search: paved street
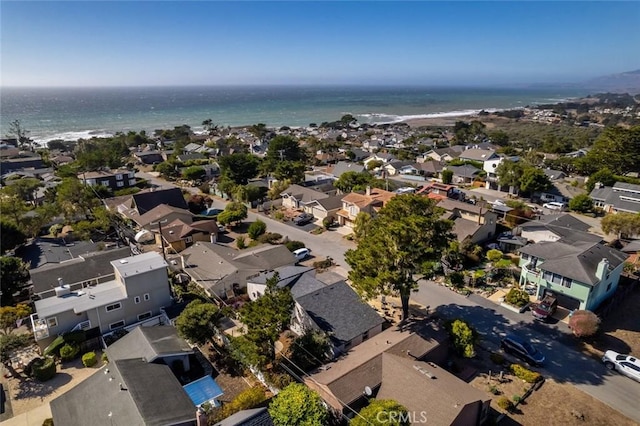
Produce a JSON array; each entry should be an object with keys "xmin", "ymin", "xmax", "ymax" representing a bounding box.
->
[{"xmin": 135, "ymin": 171, "xmax": 640, "ymax": 422}]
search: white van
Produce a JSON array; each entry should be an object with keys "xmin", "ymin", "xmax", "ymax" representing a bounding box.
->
[
  {"xmin": 543, "ymin": 202, "xmax": 566, "ymax": 211},
  {"xmin": 293, "ymin": 248, "xmax": 311, "ymax": 262}
]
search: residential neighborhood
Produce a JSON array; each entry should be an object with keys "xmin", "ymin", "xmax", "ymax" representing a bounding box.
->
[{"xmin": 1, "ymin": 101, "xmax": 640, "ymax": 426}]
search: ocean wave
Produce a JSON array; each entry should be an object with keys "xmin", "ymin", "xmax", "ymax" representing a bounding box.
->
[
  {"xmin": 32, "ymin": 129, "xmax": 115, "ymax": 145},
  {"xmin": 357, "ymin": 109, "xmax": 497, "ymax": 124}
]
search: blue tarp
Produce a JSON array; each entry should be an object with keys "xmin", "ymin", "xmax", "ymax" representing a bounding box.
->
[{"xmin": 183, "ymin": 376, "xmax": 223, "ymax": 407}]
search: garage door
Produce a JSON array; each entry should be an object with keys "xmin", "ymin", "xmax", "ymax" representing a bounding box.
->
[{"xmin": 543, "ymin": 289, "xmax": 580, "ymax": 310}]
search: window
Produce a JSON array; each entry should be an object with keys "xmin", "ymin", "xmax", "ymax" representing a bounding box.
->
[
  {"xmin": 521, "ymin": 253, "xmax": 529, "ymax": 261},
  {"xmin": 100, "ymin": 181, "xmax": 109, "ymax": 186},
  {"xmin": 143, "ymin": 293, "xmax": 150, "ymax": 301},
  {"xmin": 109, "ymin": 320, "xmax": 125, "ymax": 330},
  {"xmin": 185, "ymin": 236, "xmax": 193, "ymax": 243},
  {"xmin": 134, "ymin": 296, "xmax": 141, "ymax": 304},
  {"xmin": 137, "ymin": 312, "xmax": 152, "ymax": 321},
  {"xmin": 116, "ymin": 174, "xmax": 123, "ymax": 180},
  {"xmin": 105, "ymin": 302, "xmax": 122, "ymax": 312},
  {"xmin": 552, "ymin": 273, "xmax": 562, "ymax": 285},
  {"xmin": 543, "ymin": 271, "xmax": 553, "ymax": 282},
  {"xmin": 78, "ymin": 320, "xmax": 91, "ymax": 330},
  {"xmin": 561, "ymin": 277, "xmax": 572, "ymax": 288},
  {"xmin": 47, "ymin": 317, "xmax": 58, "ymax": 328},
  {"xmin": 128, "ymin": 179, "xmax": 136, "ymax": 186},
  {"xmin": 116, "ymin": 181, "xmax": 124, "ymax": 187}
]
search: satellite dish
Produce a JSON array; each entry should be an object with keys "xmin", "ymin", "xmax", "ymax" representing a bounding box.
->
[
  {"xmin": 364, "ymin": 386, "xmax": 372, "ymax": 396},
  {"xmin": 134, "ymin": 230, "xmax": 154, "ymax": 243}
]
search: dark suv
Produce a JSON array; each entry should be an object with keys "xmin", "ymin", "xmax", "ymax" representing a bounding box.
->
[
  {"xmin": 293, "ymin": 212, "xmax": 314, "ymax": 226},
  {"xmin": 532, "ymin": 294, "xmax": 558, "ymax": 321},
  {"xmin": 501, "ymin": 334, "xmax": 545, "ymax": 366}
]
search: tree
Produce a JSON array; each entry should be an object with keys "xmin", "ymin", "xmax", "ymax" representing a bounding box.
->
[
  {"xmin": 218, "ymin": 153, "xmax": 260, "ymax": 185},
  {"xmin": 0, "ymin": 193, "xmax": 28, "ymax": 226},
  {"xmin": 366, "ymin": 159, "xmax": 384, "ymax": 171},
  {"xmin": 352, "ymin": 212, "xmax": 372, "ymax": 242},
  {"xmin": 154, "ymin": 161, "xmax": 179, "ymax": 178},
  {"xmin": 249, "ymin": 123, "xmax": 269, "ymax": 142},
  {"xmin": 568, "ymin": 194, "xmax": 594, "ymax": 213},
  {"xmin": 3, "ymin": 178, "xmax": 43, "ymax": 205},
  {"xmin": 248, "ymin": 219, "xmax": 267, "ymax": 240},
  {"xmin": 268, "ymin": 383, "xmax": 328, "ymax": 426},
  {"xmin": 486, "ymin": 249, "xmax": 504, "ymax": 263},
  {"xmin": 586, "ymin": 126, "xmax": 640, "ymax": 175},
  {"xmin": 496, "ymin": 160, "xmax": 524, "ymax": 192},
  {"xmin": 519, "ymin": 167, "xmax": 552, "ymax": 194},
  {"xmin": 345, "ymin": 195, "xmax": 454, "ymax": 320},
  {"xmin": 288, "ymin": 330, "xmax": 330, "ymax": 372},
  {"xmin": 187, "ymin": 194, "xmax": 211, "ymax": 214},
  {"xmin": 0, "ymin": 221, "xmax": 27, "ymax": 254},
  {"xmin": 268, "ymin": 179, "xmax": 291, "ymax": 200},
  {"xmin": 351, "ymin": 400, "xmax": 410, "ymax": 426},
  {"xmin": 273, "ymin": 161, "xmax": 306, "ymax": 183},
  {"xmin": 569, "ymin": 310, "xmax": 600, "ymax": 338},
  {"xmin": 217, "ymin": 202, "xmax": 248, "ymax": 226},
  {"xmin": 55, "ymin": 177, "xmax": 99, "ymax": 220},
  {"xmin": 446, "ymin": 319, "xmax": 479, "ymax": 358},
  {"xmin": 601, "ymin": 212, "xmax": 640, "ymax": 238},
  {"xmin": 181, "ymin": 165, "xmax": 206, "ymax": 181},
  {"xmin": 335, "ymin": 171, "xmax": 374, "ymax": 193},
  {"xmin": 441, "ymin": 169, "xmax": 453, "ymax": 184},
  {"xmin": 175, "ymin": 300, "xmax": 221, "ymax": 345},
  {"xmin": 6, "ymin": 119, "xmax": 32, "ymax": 150},
  {"xmin": 586, "ymin": 168, "xmax": 616, "ymax": 192},
  {"xmin": 0, "ymin": 257, "xmax": 30, "ymax": 306},
  {"xmin": 0, "ymin": 304, "xmax": 32, "ymax": 335},
  {"xmin": 202, "ymin": 118, "xmax": 219, "ymax": 135}
]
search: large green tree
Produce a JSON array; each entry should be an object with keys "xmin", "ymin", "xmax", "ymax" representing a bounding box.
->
[
  {"xmin": 268, "ymin": 383, "xmax": 328, "ymax": 426},
  {"xmin": 55, "ymin": 177, "xmax": 100, "ymax": 220},
  {"xmin": 351, "ymin": 400, "xmax": 410, "ymax": 426},
  {"xmin": 335, "ymin": 171, "xmax": 374, "ymax": 193},
  {"xmin": 218, "ymin": 153, "xmax": 260, "ymax": 185},
  {"xmin": 586, "ymin": 126, "xmax": 640, "ymax": 175},
  {"xmin": 519, "ymin": 167, "xmax": 552, "ymax": 194},
  {"xmin": 601, "ymin": 213, "xmax": 640, "ymax": 238},
  {"xmin": 0, "ymin": 221, "xmax": 27, "ymax": 254},
  {"xmin": 217, "ymin": 201, "xmax": 248, "ymax": 226},
  {"xmin": 495, "ymin": 160, "xmax": 525, "ymax": 192},
  {"xmin": 0, "ymin": 257, "xmax": 30, "ymax": 306},
  {"xmin": 273, "ymin": 161, "xmax": 306, "ymax": 183},
  {"xmin": 345, "ymin": 194, "xmax": 454, "ymax": 319},
  {"xmin": 568, "ymin": 194, "xmax": 594, "ymax": 213},
  {"xmin": 2, "ymin": 178, "xmax": 43, "ymax": 205},
  {"xmin": 175, "ymin": 300, "xmax": 221, "ymax": 345}
]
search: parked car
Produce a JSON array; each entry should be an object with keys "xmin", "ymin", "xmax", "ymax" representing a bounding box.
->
[
  {"xmin": 293, "ymin": 212, "xmax": 314, "ymax": 226},
  {"xmin": 543, "ymin": 202, "xmax": 566, "ymax": 211},
  {"xmin": 532, "ymin": 294, "xmax": 558, "ymax": 321},
  {"xmin": 293, "ymin": 247, "xmax": 311, "ymax": 262},
  {"xmin": 501, "ymin": 334, "xmax": 545, "ymax": 366},
  {"xmin": 602, "ymin": 351, "xmax": 640, "ymax": 382}
]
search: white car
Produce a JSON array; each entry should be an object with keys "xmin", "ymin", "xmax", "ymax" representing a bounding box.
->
[
  {"xmin": 543, "ymin": 201, "xmax": 566, "ymax": 211},
  {"xmin": 602, "ymin": 350, "xmax": 640, "ymax": 382},
  {"xmin": 293, "ymin": 248, "xmax": 311, "ymax": 262}
]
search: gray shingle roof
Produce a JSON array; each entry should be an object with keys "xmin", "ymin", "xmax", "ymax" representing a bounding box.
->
[
  {"xmin": 331, "ymin": 161, "xmax": 365, "ymax": 178},
  {"xmin": 106, "ymin": 326, "xmax": 193, "ymax": 363},
  {"xmin": 215, "ymin": 408, "xmax": 274, "ymax": 426},
  {"xmin": 295, "ymin": 282, "xmax": 384, "ymax": 346},
  {"xmin": 458, "ymin": 148, "xmax": 497, "ymax": 162},
  {"xmin": 132, "ymin": 187, "xmax": 188, "ymax": 215},
  {"xmin": 447, "ymin": 164, "xmax": 480, "ymax": 178}
]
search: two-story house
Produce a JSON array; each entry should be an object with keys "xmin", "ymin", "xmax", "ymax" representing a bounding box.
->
[
  {"xmin": 31, "ymin": 252, "xmax": 172, "ymax": 351},
  {"xmin": 437, "ymin": 199, "xmax": 498, "ymax": 244},
  {"xmin": 78, "ymin": 169, "xmax": 137, "ymax": 191},
  {"xmin": 518, "ymin": 239, "xmax": 628, "ymax": 311},
  {"xmin": 589, "ymin": 182, "xmax": 640, "ymax": 214},
  {"xmin": 336, "ymin": 186, "xmax": 395, "ymax": 227}
]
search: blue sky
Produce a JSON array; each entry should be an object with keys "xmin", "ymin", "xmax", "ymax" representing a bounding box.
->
[{"xmin": 1, "ymin": 1, "xmax": 639, "ymax": 87}]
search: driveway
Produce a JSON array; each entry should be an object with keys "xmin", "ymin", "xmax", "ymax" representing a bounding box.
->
[{"xmin": 412, "ymin": 280, "xmax": 640, "ymax": 423}]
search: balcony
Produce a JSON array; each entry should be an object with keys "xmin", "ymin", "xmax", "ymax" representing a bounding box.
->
[{"xmin": 521, "ymin": 262, "xmax": 540, "ymax": 277}]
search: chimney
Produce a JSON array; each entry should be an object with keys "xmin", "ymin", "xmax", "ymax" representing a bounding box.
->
[
  {"xmin": 196, "ymin": 407, "xmax": 208, "ymax": 426},
  {"xmin": 181, "ymin": 254, "xmax": 191, "ymax": 270},
  {"xmin": 596, "ymin": 257, "xmax": 610, "ymax": 280},
  {"xmin": 366, "ymin": 186, "xmax": 371, "ymax": 196}
]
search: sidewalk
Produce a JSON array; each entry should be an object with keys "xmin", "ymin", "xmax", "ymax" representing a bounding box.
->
[{"xmin": 0, "ymin": 404, "xmax": 51, "ymax": 426}]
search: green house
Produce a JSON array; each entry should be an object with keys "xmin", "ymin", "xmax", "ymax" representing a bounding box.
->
[{"xmin": 518, "ymin": 240, "xmax": 628, "ymax": 311}]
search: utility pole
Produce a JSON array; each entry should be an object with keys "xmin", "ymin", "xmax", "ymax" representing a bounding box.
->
[{"xmin": 150, "ymin": 219, "xmax": 169, "ymax": 263}]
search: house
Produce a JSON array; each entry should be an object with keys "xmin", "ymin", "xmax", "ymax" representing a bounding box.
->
[
  {"xmin": 447, "ymin": 164, "xmax": 481, "ymax": 184},
  {"xmin": 133, "ymin": 150, "xmax": 164, "ymax": 165},
  {"xmin": 156, "ymin": 218, "xmax": 220, "ymax": 253},
  {"xmin": 280, "ymin": 184, "xmax": 331, "ymax": 210},
  {"xmin": 517, "ymin": 214, "xmax": 599, "ymax": 244},
  {"xmin": 415, "ymin": 160, "xmax": 444, "ymax": 178},
  {"xmin": 30, "ymin": 252, "xmax": 173, "ymax": 351},
  {"xmin": 417, "ymin": 182, "xmax": 458, "ymax": 201},
  {"xmin": 127, "ymin": 204, "xmax": 195, "ymax": 230},
  {"xmin": 305, "ymin": 320, "xmax": 490, "ymax": 425},
  {"xmin": 438, "ymin": 199, "xmax": 498, "ymax": 244},
  {"xmin": 214, "ymin": 408, "xmax": 273, "ymax": 426},
  {"xmin": 183, "ymin": 142, "xmax": 204, "ymax": 153},
  {"xmin": 50, "ymin": 155, "xmax": 74, "ymax": 167},
  {"xmin": 248, "ymin": 267, "xmax": 383, "ymax": 356},
  {"xmin": 458, "ymin": 148, "xmax": 498, "ymax": 163},
  {"xmin": 176, "ymin": 153, "xmax": 206, "ymax": 162},
  {"xmin": 620, "ymin": 240, "xmax": 640, "ymax": 270},
  {"xmin": 336, "ymin": 186, "xmax": 395, "ymax": 227},
  {"xmin": 589, "ymin": 182, "xmax": 640, "ymax": 214},
  {"xmin": 17, "ymin": 238, "xmax": 126, "ymax": 270},
  {"xmin": 131, "ymin": 187, "xmax": 189, "ymax": 215},
  {"xmin": 383, "ymin": 160, "xmax": 419, "ymax": 176},
  {"xmin": 543, "ymin": 169, "xmax": 567, "ymax": 181},
  {"xmin": 303, "ymin": 195, "xmax": 344, "ymax": 221},
  {"xmin": 179, "ymin": 242, "xmax": 296, "ymax": 298},
  {"xmin": 29, "ymin": 246, "xmax": 133, "ymax": 299},
  {"xmin": 78, "ymin": 169, "xmax": 136, "ymax": 191},
  {"xmin": 518, "ymin": 239, "xmax": 628, "ymax": 311},
  {"xmin": 363, "ymin": 153, "xmax": 396, "ymax": 168},
  {"xmin": 0, "ymin": 156, "xmax": 45, "ymax": 176},
  {"xmin": 424, "ymin": 147, "xmax": 461, "ymax": 162},
  {"xmin": 483, "ymin": 156, "xmax": 519, "ymax": 190},
  {"xmin": 50, "ymin": 326, "xmax": 221, "ymax": 426},
  {"xmin": 328, "ymin": 161, "xmax": 365, "ymax": 179},
  {"xmin": 564, "ymin": 148, "xmax": 589, "ymax": 158}
]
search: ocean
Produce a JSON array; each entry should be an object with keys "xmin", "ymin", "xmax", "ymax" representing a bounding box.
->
[{"xmin": 0, "ymin": 86, "xmax": 588, "ymax": 144}]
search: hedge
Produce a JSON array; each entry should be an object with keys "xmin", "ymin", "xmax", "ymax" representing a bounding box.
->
[
  {"xmin": 505, "ymin": 288, "xmax": 530, "ymax": 308},
  {"xmin": 32, "ymin": 357, "xmax": 57, "ymax": 381},
  {"xmin": 59, "ymin": 344, "xmax": 80, "ymax": 361},
  {"xmin": 82, "ymin": 351, "xmax": 98, "ymax": 367},
  {"xmin": 510, "ymin": 363, "xmax": 542, "ymax": 383}
]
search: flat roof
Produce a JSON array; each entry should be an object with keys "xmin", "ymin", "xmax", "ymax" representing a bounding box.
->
[
  {"xmin": 35, "ymin": 280, "xmax": 126, "ymax": 318},
  {"xmin": 111, "ymin": 251, "xmax": 167, "ymax": 277}
]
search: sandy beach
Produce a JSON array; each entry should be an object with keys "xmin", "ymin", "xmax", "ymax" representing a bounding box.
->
[{"xmin": 402, "ymin": 115, "xmax": 477, "ymax": 128}]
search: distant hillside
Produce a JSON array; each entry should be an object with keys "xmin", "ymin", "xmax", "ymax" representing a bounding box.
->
[{"xmin": 583, "ymin": 69, "xmax": 640, "ymax": 94}]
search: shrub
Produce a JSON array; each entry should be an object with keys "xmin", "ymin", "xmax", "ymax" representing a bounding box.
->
[
  {"xmin": 257, "ymin": 232, "xmax": 282, "ymax": 244},
  {"xmin": 32, "ymin": 357, "xmax": 57, "ymax": 381},
  {"xmin": 236, "ymin": 236, "xmax": 246, "ymax": 249},
  {"xmin": 445, "ymin": 319, "xmax": 479, "ymax": 358},
  {"xmin": 322, "ymin": 217, "xmax": 333, "ymax": 229},
  {"xmin": 513, "ymin": 395, "xmax": 522, "ymax": 404},
  {"xmin": 510, "ymin": 363, "xmax": 542, "ymax": 383},
  {"xmin": 505, "ymin": 288, "xmax": 530, "ymax": 308},
  {"xmin": 63, "ymin": 330, "xmax": 87, "ymax": 345},
  {"xmin": 215, "ymin": 386, "xmax": 267, "ymax": 421},
  {"xmin": 273, "ymin": 211, "xmax": 285, "ymax": 221},
  {"xmin": 490, "ymin": 352, "xmax": 505, "ymax": 365},
  {"xmin": 42, "ymin": 419, "xmax": 54, "ymax": 426},
  {"xmin": 285, "ymin": 240, "xmax": 305, "ymax": 252},
  {"xmin": 486, "ymin": 249, "xmax": 504, "ymax": 263},
  {"xmin": 248, "ymin": 219, "xmax": 267, "ymax": 240},
  {"xmin": 488, "ymin": 385, "xmax": 501, "ymax": 395},
  {"xmin": 568, "ymin": 310, "xmax": 600, "ymax": 337},
  {"xmin": 102, "ymin": 352, "xmax": 109, "ymax": 363},
  {"xmin": 59, "ymin": 343, "xmax": 80, "ymax": 361},
  {"xmin": 82, "ymin": 351, "xmax": 97, "ymax": 367},
  {"xmin": 496, "ymin": 396, "xmax": 514, "ymax": 411},
  {"xmin": 313, "ymin": 258, "xmax": 333, "ymax": 270}
]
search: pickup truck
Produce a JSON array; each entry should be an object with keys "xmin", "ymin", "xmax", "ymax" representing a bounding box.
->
[{"xmin": 532, "ymin": 294, "xmax": 558, "ymax": 321}]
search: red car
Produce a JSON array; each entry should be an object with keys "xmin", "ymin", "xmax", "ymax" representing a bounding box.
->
[{"xmin": 532, "ymin": 295, "xmax": 558, "ymax": 321}]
